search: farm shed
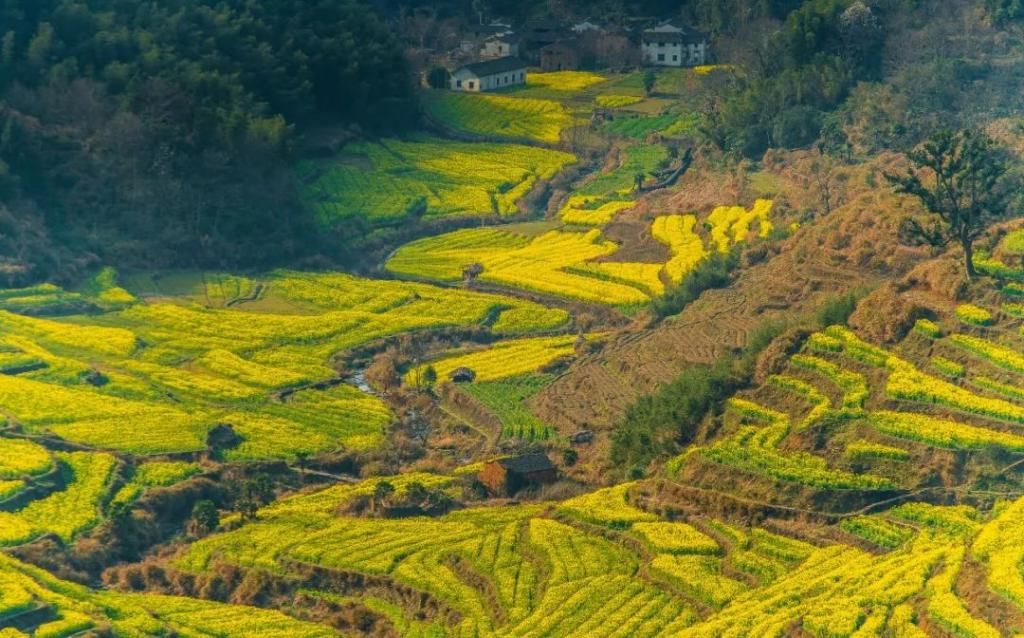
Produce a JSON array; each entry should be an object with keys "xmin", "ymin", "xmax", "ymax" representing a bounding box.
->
[
  {"xmin": 480, "ymin": 453, "xmax": 557, "ymax": 495},
  {"xmin": 450, "ymin": 57, "xmax": 527, "ymax": 92},
  {"xmin": 540, "ymin": 41, "xmax": 581, "ymax": 71}
]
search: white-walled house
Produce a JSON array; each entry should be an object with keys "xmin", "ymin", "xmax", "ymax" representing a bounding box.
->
[
  {"xmin": 450, "ymin": 57, "xmax": 527, "ymax": 92},
  {"xmin": 571, "ymin": 19, "xmax": 603, "ymax": 34},
  {"xmin": 480, "ymin": 34, "xmax": 520, "ymax": 59},
  {"xmin": 641, "ymin": 22, "xmax": 708, "ymax": 67}
]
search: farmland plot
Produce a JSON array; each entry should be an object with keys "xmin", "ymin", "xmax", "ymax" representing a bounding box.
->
[
  {"xmin": 461, "ymin": 375, "xmax": 554, "ymax": 440},
  {"xmin": 386, "ymin": 227, "xmax": 654, "ymax": 305},
  {"xmin": 407, "ymin": 334, "xmax": 585, "ymax": 384},
  {"xmin": 388, "ymin": 202, "xmax": 777, "ymax": 306},
  {"xmin": 0, "ymin": 552, "xmax": 340, "ymax": 637},
  {"xmin": 0, "ymin": 271, "xmax": 568, "ymax": 458},
  {"xmin": 422, "ymin": 92, "xmax": 575, "ymax": 143},
  {"xmin": 302, "ymin": 137, "xmax": 575, "ymax": 222},
  {"xmin": 526, "ymin": 71, "xmax": 607, "ymax": 92}
]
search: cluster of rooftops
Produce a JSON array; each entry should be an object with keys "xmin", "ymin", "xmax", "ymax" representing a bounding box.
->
[{"xmin": 448, "ymin": 19, "xmax": 710, "ymax": 91}]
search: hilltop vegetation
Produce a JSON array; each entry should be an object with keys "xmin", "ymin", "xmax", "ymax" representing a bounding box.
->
[{"xmin": 0, "ymin": 0, "xmax": 414, "ymax": 282}]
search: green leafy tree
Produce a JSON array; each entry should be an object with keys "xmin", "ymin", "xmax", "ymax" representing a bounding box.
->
[
  {"xmin": 427, "ymin": 66, "xmax": 450, "ymax": 89},
  {"xmin": 885, "ymin": 129, "xmax": 1013, "ymax": 278},
  {"xmin": 188, "ymin": 500, "xmax": 220, "ymax": 537},
  {"xmin": 642, "ymin": 70, "xmax": 656, "ymax": 96},
  {"xmin": 422, "ymin": 365, "xmax": 438, "ymax": 391},
  {"xmin": 294, "ymin": 451, "xmax": 310, "ymax": 483},
  {"xmin": 372, "ymin": 480, "xmax": 395, "ymax": 514},
  {"xmin": 562, "ymin": 448, "xmax": 578, "ymax": 467}
]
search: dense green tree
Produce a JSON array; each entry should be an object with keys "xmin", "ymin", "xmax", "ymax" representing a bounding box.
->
[{"xmin": 699, "ymin": 0, "xmax": 885, "ymax": 158}]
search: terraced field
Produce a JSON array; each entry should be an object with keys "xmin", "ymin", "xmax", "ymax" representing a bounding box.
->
[
  {"xmin": 387, "ymin": 201, "xmax": 775, "ymax": 307},
  {"xmin": 0, "ymin": 270, "xmax": 569, "ymax": 458},
  {"xmin": 422, "ymin": 92, "xmax": 576, "ymax": 143},
  {"xmin": 0, "ymin": 552, "xmax": 339, "ymax": 637},
  {"xmin": 532, "ymin": 182, "xmax": 912, "ymax": 432},
  {"xmin": 407, "ymin": 334, "xmax": 587, "ymax": 384},
  {"xmin": 460, "ymin": 375, "xmax": 555, "ymax": 440},
  {"xmin": 8, "ymin": 59, "xmax": 1024, "ymax": 638},
  {"xmin": 169, "ymin": 471, "xmax": 1024, "ymax": 637},
  {"xmin": 300, "ymin": 137, "xmax": 575, "ymax": 222}
]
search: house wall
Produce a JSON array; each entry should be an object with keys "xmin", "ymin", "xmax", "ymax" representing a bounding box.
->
[
  {"xmin": 451, "ymin": 68, "xmax": 526, "ymax": 92},
  {"xmin": 541, "ymin": 47, "xmax": 579, "ymax": 71},
  {"xmin": 642, "ymin": 41, "xmax": 707, "ymax": 67},
  {"xmin": 643, "ymin": 42, "xmax": 684, "ymax": 67},
  {"xmin": 481, "ymin": 41, "xmax": 519, "ymax": 59},
  {"xmin": 450, "ymin": 71, "xmax": 482, "ymax": 91},
  {"xmin": 480, "ymin": 463, "xmax": 509, "ymax": 495}
]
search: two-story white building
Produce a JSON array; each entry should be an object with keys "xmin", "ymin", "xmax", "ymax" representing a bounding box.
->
[
  {"xmin": 641, "ymin": 22, "xmax": 708, "ymax": 67},
  {"xmin": 449, "ymin": 57, "xmax": 527, "ymax": 92}
]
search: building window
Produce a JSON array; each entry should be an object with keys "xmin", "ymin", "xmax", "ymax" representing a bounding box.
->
[
  {"xmin": 672, "ymin": 55, "xmax": 678, "ymax": 62},
  {"xmin": 456, "ymin": 79, "xmax": 462, "ymax": 88},
  {"xmin": 658, "ymin": 41, "xmax": 665, "ymax": 47},
  {"xmin": 469, "ymin": 81, "xmax": 475, "ymax": 89},
  {"xmin": 657, "ymin": 53, "xmax": 665, "ymax": 62}
]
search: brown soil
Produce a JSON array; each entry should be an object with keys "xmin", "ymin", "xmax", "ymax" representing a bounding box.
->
[
  {"xmin": 600, "ymin": 214, "xmax": 672, "ymax": 264},
  {"xmin": 957, "ymin": 555, "xmax": 1024, "ymax": 634}
]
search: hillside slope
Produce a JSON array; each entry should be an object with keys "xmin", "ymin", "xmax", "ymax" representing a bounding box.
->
[{"xmin": 533, "ymin": 152, "xmax": 924, "ymax": 433}]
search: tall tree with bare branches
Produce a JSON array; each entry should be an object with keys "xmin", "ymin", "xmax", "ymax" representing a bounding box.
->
[{"xmin": 885, "ymin": 129, "xmax": 1013, "ymax": 278}]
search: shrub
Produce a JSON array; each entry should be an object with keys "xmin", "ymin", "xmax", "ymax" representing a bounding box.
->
[
  {"xmin": 653, "ymin": 250, "xmax": 739, "ymax": 318},
  {"xmin": 816, "ymin": 292, "xmax": 860, "ymax": 328}
]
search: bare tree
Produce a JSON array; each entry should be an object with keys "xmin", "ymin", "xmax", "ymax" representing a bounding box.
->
[{"xmin": 886, "ymin": 129, "xmax": 1013, "ymax": 278}]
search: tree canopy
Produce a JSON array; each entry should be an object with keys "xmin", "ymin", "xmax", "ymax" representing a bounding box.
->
[{"xmin": 0, "ymin": 0, "xmax": 415, "ymax": 283}]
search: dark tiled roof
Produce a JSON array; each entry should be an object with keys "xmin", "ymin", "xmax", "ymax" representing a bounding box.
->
[
  {"xmin": 524, "ymin": 19, "xmax": 564, "ymax": 31},
  {"xmin": 457, "ymin": 56, "xmax": 527, "ymax": 77},
  {"xmin": 497, "ymin": 453, "xmax": 555, "ymax": 474},
  {"xmin": 522, "ymin": 29, "xmax": 573, "ymax": 44},
  {"xmin": 642, "ymin": 28, "xmax": 707, "ymax": 45},
  {"xmin": 486, "ymin": 33, "xmax": 522, "ymax": 44},
  {"xmin": 540, "ymin": 40, "xmax": 578, "ymax": 53},
  {"xmin": 469, "ymin": 24, "xmax": 510, "ymax": 37}
]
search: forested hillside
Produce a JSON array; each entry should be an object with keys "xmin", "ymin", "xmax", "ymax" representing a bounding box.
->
[{"xmin": 0, "ymin": 0, "xmax": 414, "ymax": 284}]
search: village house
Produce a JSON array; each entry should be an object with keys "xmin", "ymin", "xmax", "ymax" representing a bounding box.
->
[
  {"xmin": 519, "ymin": 20, "xmax": 574, "ymax": 63},
  {"xmin": 480, "ymin": 33, "xmax": 521, "ymax": 59},
  {"xmin": 449, "ymin": 57, "xmax": 527, "ymax": 92},
  {"xmin": 641, "ymin": 21, "xmax": 708, "ymax": 67},
  {"xmin": 460, "ymin": 21, "xmax": 513, "ymax": 54},
  {"xmin": 479, "ymin": 453, "xmax": 557, "ymax": 496},
  {"xmin": 539, "ymin": 40, "xmax": 580, "ymax": 71}
]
